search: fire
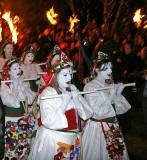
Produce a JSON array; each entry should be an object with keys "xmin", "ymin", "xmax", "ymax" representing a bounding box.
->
[
  {"xmin": 13, "ymin": 16, "xmax": 20, "ymax": 24},
  {"xmin": 144, "ymin": 24, "xmax": 147, "ymax": 29},
  {"xmin": 0, "ymin": 23, "xmax": 2, "ymax": 42},
  {"xmin": 0, "ymin": 12, "xmax": 2, "ymax": 42},
  {"xmin": 2, "ymin": 12, "xmax": 19, "ymax": 44},
  {"xmin": 46, "ymin": 7, "xmax": 58, "ymax": 25},
  {"xmin": 69, "ymin": 14, "xmax": 80, "ymax": 33},
  {"xmin": 133, "ymin": 9, "xmax": 144, "ymax": 28}
]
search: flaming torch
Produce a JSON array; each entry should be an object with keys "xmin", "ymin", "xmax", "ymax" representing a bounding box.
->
[
  {"xmin": 46, "ymin": 6, "xmax": 58, "ymax": 25},
  {"xmin": 0, "ymin": 22, "xmax": 2, "ymax": 42},
  {"xmin": 133, "ymin": 8, "xmax": 145, "ymax": 28},
  {"xmin": 0, "ymin": 12, "xmax": 2, "ymax": 42},
  {"xmin": 2, "ymin": 12, "xmax": 19, "ymax": 44},
  {"xmin": 69, "ymin": 14, "xmax": 80, "ymax": 33}
]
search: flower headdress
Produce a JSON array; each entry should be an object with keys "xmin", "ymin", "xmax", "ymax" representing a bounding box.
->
[
  {"xmin": 21, "ymin": 48, "xmax": 37, "ymax": 64},
  {"xmin": 42, "ymin": 51, "xmax": 73, "ymax": 86},
  {"xmin": 83, "ymin": 51, "xmax": 110, "ymax": 84},
  {"xmin": 2, "ymin": 56, "xmax": 20, "ymax": 80},
  {"xmin": 91, "ymin": 51, "xmax": 109, "ymax": 73},
  {"xmin": 53, "ymin": 52, "xmax": 73, "ymax": 72}
]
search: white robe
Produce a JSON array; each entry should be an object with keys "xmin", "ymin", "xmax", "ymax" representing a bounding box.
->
[
  {"xmin": 82, "ymin": 79, "xmax": 131, "ymax": 160},
  {"xmin": 0, "ymin": 77, "xmax": 36, "ymax": 122},
  {"xmin": 29, "ymin": 85, "xmax": 93, "ymax": 160}
]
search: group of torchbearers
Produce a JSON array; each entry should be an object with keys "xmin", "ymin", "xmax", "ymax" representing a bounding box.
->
[{"xmin": 0, "ymin": 39, "xmax": 133, "ymax": 160}]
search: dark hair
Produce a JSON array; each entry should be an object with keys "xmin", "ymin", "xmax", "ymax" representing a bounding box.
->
[
  {"xmin": 2, "ymin": 42, "xmax": 13, "ymax": 59},
  {"xmin": 96, "ymin": 59, "xmax": 111, "ymax": 71}
]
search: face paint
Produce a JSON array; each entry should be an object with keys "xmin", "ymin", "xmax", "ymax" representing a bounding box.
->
[
  {"xmin": 4, "ymin": 44, "xmax": 13, "ymax": 59},
  {"xmin": 9, "ymin": 63, "xmax": 21, "ymax": 79},
  {"xmin": 57, "ymin": 67, "xmax": 72, "ymax": 91},
  {"xmin": 99, "ymin": 62, "xmax": 112, "ymax": 81},
  {"xmin": 24, "ymin": 53, "xmax": 35, "ymax": 65}
]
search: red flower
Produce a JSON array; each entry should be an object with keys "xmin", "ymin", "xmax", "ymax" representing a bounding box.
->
[
  {"xmin": 10, "ymin": 126, "xmax": 15, "ymax": 132},
  {"xmin": 70, "ymin": 145, "xmax": 74, "ymax": 150}
]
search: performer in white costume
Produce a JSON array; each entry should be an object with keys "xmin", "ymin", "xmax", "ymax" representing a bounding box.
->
[
  {"xmin": 21, "ymin": 49, "xmax": 42, "ymax": 92},
  {"xmin": 0, "ymin": 39, "xmax": 14, "ymax": 71},
  {"xmin": 29, "ymin": 52, "xmax": 92, "ymax": 160},
  {"xmin": 82, "ymin": 52, "xmax": 131, "ymax": 160},
  {"xmin": 0, "ymin": 58, "xmax": 36, "ymax": 159}
]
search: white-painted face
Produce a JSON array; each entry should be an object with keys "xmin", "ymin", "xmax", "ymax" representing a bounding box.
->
[
  {"xmin": 9, "ymin": 63, "xmax": 21, "ymax": 79},
  {"xmin": 57, "ymin": 67, "xmax": 72, "ymax": 91},
  {"xmin": 24, "ymin": 52, "xmax": 35, "ymax": 65},
  {"xmin": 4, "ymin": 44, "xmax": 13, "ymax": 59},
  {"xmin": 99, "ymin": 62, "xmax": 112, "ymax": 80}
]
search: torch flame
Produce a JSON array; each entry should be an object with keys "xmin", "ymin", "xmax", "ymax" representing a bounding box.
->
[
  {"xmin": 13, "ymin": 16, "xmax": 20, "ymax": 24},
  {"xmin": 0, "ymin": 23, "xmax": 2, "ymax": 42},
  {"xmin": 0, "ymin": 12, "xmax": 2, "ymax": 42},
  {"xmin": 46, "ymin": 7, "xmax": 58, "ymax": 25},
  {"xmin": 133, "ymin": 9, "xmax": 144, "ymax": 28},
  {"xmin": 2, "ymin": 12, "xmax": 19, "ymax": 44},
  {"xmin": 69, "ymin": 14, "xmax": 80, "ymax": 33},
  {"xmin": 144, "ymin": 24, "xmax": 147, "ymax": 29}
]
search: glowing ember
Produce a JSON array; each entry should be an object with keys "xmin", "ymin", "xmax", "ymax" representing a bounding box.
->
[
  {"xmin": 144, "ymin": 24, "xmax": 147, "ymax": 29},
  {"xmin": 2, "ymin": 12, "xmax": 19, "ymax": 44},
  {"xmin": 69, "ymin": 14, "xmax": 80, "ymax": 33},
  {"xmin": 0, "ymin": 12, "xmax": 2, "ymax": 42},
  {"xmin": 133, "ymin": 9, "xmax": 144, "ymax": 28},
  {"xmin": 46, "ymin": 7, "xmax": 58, "ymax": 25},
  {"xmin": 0, "ymin": 23, "xmax": 2, "ymax": 42},
  {"xmin": 13, "ymin": 16, "xmax": 20, "ymax": 24}
]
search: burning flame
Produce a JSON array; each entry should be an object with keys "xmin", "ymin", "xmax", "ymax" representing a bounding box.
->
[
  {"xmin": 46, "ymin": 7, "xmax": 58, "ymax": 25},
  {"xmin": 133, "ymin": 9, "xmax": 145, "ymax": 28},
  {"xmin": 69, "ymin": 14, "xmax": 80, "ymax": 33},
  {"xmin": 2, "ymin": 12, "xmax": 19, "ymax": 44},
  {"xmin": 0, "ymin": 23, "xmax": 2, "ymax": 42},
  {"xmin": 13, "ymin": 16, "xmax": 20, "ymax": 24},
  {"xmin": 0, "ymin": 12, "xmax": 2, "ymax": 42}
]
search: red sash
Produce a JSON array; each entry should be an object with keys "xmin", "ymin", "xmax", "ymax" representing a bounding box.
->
[{"xmin": 61, "ymin": 109, "xmax": 77, "ymax": 131}]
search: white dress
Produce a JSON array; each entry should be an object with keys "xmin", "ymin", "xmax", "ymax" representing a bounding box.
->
[
  {"xmin": 29, "ymin": 85, "xmax": 92, "ymax": 160},
  {"xmin": 82, "ymin": 79, "xmax": 131, "ymax": 160},
  {"xmin": 0, "ymin": 77, "xmax": 36, "ymax": 159}
]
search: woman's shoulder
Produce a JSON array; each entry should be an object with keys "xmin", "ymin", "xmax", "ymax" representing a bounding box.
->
[{"xmin": 40, "ymin": 86, "xmax": 57, "ymax": 97}]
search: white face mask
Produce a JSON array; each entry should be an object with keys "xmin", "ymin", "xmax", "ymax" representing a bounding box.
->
[
  {"xmin": 24, "ymin": 53, "xmax": 35, "ymax": 65},
  {"xmin": 4, "ymin": 44, "xmax": 13, "ymax": 59},
  {"xmin": 98, "ymin": 62, "xmax": 112, "ymax": 81},
  {"xmin": 9, "ymin": 63, "xmax": 21, "ymax": 79},
  {"xmin": 57, "ymin": 67, "xmax": 72, "ymax": 91}
]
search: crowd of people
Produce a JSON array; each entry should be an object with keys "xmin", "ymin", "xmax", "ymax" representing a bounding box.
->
[{"xmin": 0, "ymin": 7, "xmax": 146, "ymax": 159}]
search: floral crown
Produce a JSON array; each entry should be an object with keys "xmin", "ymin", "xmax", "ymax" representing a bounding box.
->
[
  {"xmin": 53, "ymin": 52, "xmax": 73, "ymax": 72},
  {"xmin": 97, "ymin": 51, "xmax": 109, "ymax": 62},
  {"xmin": 21, "ymin": 48, "xmax": 37, "ymax": 63},
  {"xmin": 2, "ymin": 57, "xmax": 20, "ymax": 80}
]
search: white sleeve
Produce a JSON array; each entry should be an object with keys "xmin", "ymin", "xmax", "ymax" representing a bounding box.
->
[
  {"xmin": 70, "ymin": 85, "xmax": 93, "ymax": 120},
  {"xmin": 39, "ymin": 87, "xmax": 68, "ymax": 130},
  {"xmin": 113, "ymin": 95, "xmax": 131, "ymax": 115},
  {"xmin": 0, "ymin": 84, "xmax": 20, "ymax": 108},
  {"xmin": 84, "ymin": 82, "xmax": 115, "ymax": 119}
]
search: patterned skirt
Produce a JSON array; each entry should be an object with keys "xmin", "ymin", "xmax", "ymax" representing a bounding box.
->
[{"xmin": 4, "ymin": 114, "xmax": 35, "ymax": 160}]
